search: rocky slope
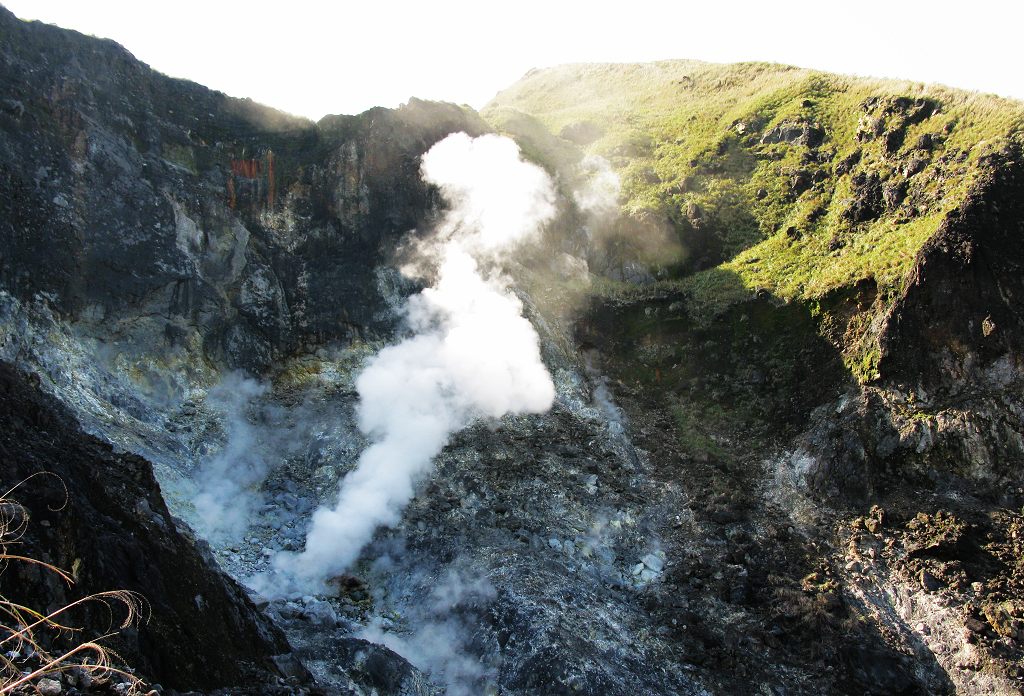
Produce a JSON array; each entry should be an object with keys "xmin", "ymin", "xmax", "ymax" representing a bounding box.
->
[
  {"xmin": 491, "ymin": 62, "xmax": 1024, "ymax": 692},
  {"xmin": 0, "ymin": 6, "xmax": 474, "ymax": 693},
  {"xmin": 2, "ymin": 7, "xmax": 1024, "ymax": 696},
  {"xmin": 0, "ymin": 361, "xmax": 301, "ymax": 693}
]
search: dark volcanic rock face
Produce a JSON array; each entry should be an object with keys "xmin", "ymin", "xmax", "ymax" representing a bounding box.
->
[
  {"xmin": 0, "ymin": 5, "xmax": 486, "ymax": 374},
  {"xmin": 799, "ymin": 146, "xmax": 1024, "ymax": 500},
  {"xmin": 0, "ymin": 7, "xmax": 480, "ymax": 693},
  {"xmin": 0, "ymin": 362, "xmax": 292, "ymax": 691},
  {"xmin": 881, "ymin": 147, "xmax": 1024, "ymax": 394}
]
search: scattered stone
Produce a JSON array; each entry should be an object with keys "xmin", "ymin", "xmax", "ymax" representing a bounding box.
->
[
  {"xmin": 760, "ymin": 119, "xmax": 825, "ymax": 148},
  {"xmin": 641, "ymin": 553, "xmax": 665, "ymax": 573},
  {"xmin": 279, "ymin": 601, "xmax": 303, "ymax": 619},
  {"xmin": 789, "ymin": 170, "xmax": 813, "ymax": 195},
  {"xmin": 70, "ymin": 668, "xmax": 92, "ymax": 690},
  {"xmin": 867, "ymin": 505, "xmax": 885, "ymax": 527},
  {"xmin": 302, "ymin": 598, "xmax": 338, "ymax": 626},
  {"xmin": 964, "ymin": 616, "xmax": 987, "ymax": 634},
  {"xmin": 982, "ymin": 600, "xmax": 1023, "ymax": 638},
  {"xmin": 37, "ymin": 678, "xmax": 62, "ymax": 696},
  {"xmin": 272, "ymin": 653, "xmax": 308, "ymax": 681},
  {"xmin": 639, "ymin": 568, "xmax": 658, "ymax": 583},
  {"xmin": 920, "ymin": 569, "xmax": 942, "ymax": 592},
  {"xmin": 903, "ymin": 157, "xmax": 927, "ymax": 177}
]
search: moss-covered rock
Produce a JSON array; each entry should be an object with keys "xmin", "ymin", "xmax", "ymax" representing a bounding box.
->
[{"xmin": 484, "ymin": 60, "xmax": 1024, "ymax": 378}]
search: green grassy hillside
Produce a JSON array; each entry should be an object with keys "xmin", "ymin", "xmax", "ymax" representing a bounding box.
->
[{"xmin": 483, "ymin": 60, "xmax": 1024, "ymax": 379}]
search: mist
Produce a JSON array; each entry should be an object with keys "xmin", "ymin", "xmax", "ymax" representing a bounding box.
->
[
  {"xmin": 361, "ymin": 565, "xmax": 497, "ymax": 696},
  {"xmin": 270, "ymin": 133, "xmax": 557, "ymax": 592},
  {"xmin": 574, "ymin": 154, "xmax": 622, "ymax": 222},
  {"xmin": 193, "ymin": 373, "xmax": 270, "ymax": 542},
  {"xmin": 569, "ymin": 152, "xmax": 683, "ymax": 282}
]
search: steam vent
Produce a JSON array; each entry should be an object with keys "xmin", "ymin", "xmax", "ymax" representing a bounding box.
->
[{"xmin": 2, "ymin": 5, "xmax": 1024, "ymax": 695}]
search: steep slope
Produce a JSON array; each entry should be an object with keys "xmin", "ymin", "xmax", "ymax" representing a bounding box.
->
[
  {"xmin": 0, "ymin": 7, "xmax": 477, "ymax": 693},
  {"xmin": 0, "ymin": 4, "xmax": 489, "ymax": 469},
  {"xmin": 0, "ymin": 361, "xmax": 300, "ymax": 692},
  {"xmin": 485, "ymin": 59, "xmax": 1024, "ymax": 491},
  {"xmin": 0, "ymin": 3, "xmax": 487, "ymax": 375},
  {"xmin": 487, "ymin": 62, "xmax": 1024, "ymax": 692},
  {"xmin": 485, "ymin": 61, "xmax": 1024, "ymax": 377}
]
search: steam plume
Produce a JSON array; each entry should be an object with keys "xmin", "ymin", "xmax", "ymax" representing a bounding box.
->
[
  {"xmin": 272, "ymin": 133, "xmax": 556, "ymax": 591},
  {"xmin": 360, "ymin": 567, "xmax": 497, "ymax": 695},
  {"xmin": 193, "ymin": 373, "xmax": 269, "ymax": 541}
]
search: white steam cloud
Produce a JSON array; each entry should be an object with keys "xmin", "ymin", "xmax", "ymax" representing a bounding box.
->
[
  {"xmin": 270, "ymin": 133, "xmax": 557, "ymax": 592},
  {"xmin": 585, "ymin": 353, "xmax": 627, "ymax": 438},
  {"xmin": 361, "ymin": 567, "xmax": 497, "ymax": 696},
  {"xmin": 573, "ymin": 154, "xmax": 622, "ymax": 220},
  {"xmin": 193, "ymin": 373, "xmax": 269, "ymax": 542}
]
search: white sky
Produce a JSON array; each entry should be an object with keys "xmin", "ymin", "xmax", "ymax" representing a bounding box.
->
[{"xmin": 5, "ymin": 0, "xmax": 1022, "ymax": 121}]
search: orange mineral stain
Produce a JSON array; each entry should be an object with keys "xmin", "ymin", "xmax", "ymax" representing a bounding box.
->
[
  {"xmin": 231, "ymin": 159, "xmax": 261, "ymax": 179},
  {"xmin": 227, "ymin": 153, "xmax": 278, "ymax": 209}
]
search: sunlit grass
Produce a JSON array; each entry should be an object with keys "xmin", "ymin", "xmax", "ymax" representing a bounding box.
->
[{"xmin": 486, "ymin": 60, "xmax": 1024, "ymax": 381}]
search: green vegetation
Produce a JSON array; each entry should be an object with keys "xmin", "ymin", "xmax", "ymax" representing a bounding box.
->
[
  {"xmin": 161, "ymin": 142, "xmax": 197, "ymax": 174},
  {"xmin": 484, "ymin": 60, "xmax": 1024, "ymax": 380},
  {"xmin": 671, "ymin": 399, "xmax": 727, "ymax": 458}
]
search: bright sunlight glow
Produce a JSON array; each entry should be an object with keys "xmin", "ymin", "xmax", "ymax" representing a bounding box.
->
[{"xmin": 4, "ymin": 0, "xmax": 1022, "ymax": 120}]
